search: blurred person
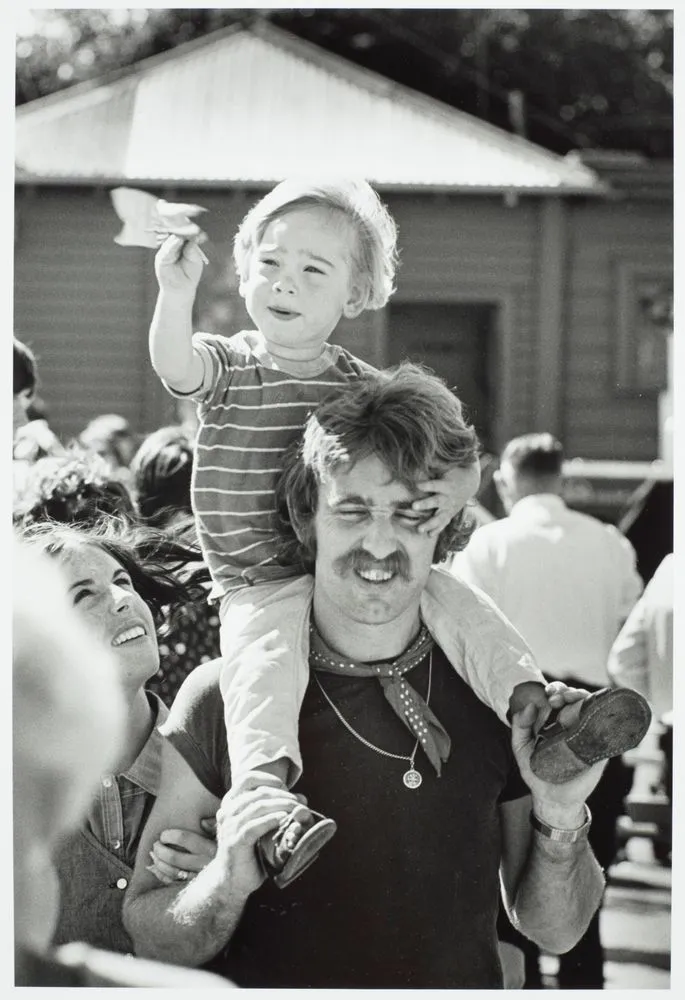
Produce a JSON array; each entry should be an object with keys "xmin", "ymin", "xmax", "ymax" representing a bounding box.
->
[
  {"xmin": 20, "ymin": 519, "xmax": 218, "ymax": 955},
  {"xmin": 13, "ymin": 336, "xmax": 38, "ymax": 437},
  {"xmin": 450, "ymin": 432, "xmax": 647, "ymax": 989},
  {"xmin": 79, "ymin": 413, "xmax": 138, "ymax": 478},
  {"xmin": 13, "ymin": 336, "xmax": 64, "ymax": 469},
  {"xmin": 131, "ymin": 425, "xmax": 221, "ymax": 704},
  {"xmin": 13, "ymin": 448, "xmax": 137, "ymax": 528},
  {"xmin": 131, "ymin": 424, "xmax": 194, "ymax": 528},
  {"xmin": 13, "ymin": 538, "xmax": 231, "ymax": 987},
  {"xmin": 618, "ymin": 478, "xmax": 673, "ymax": 587},
  {"xmin": 609, "ymin": 552, "xmax": 673, "ymax": 806}
]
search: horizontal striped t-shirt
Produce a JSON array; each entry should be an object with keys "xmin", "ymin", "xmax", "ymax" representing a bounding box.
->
[{"xmin": 167, "ymin": 330, "xmax": 373, "ymax": 601}]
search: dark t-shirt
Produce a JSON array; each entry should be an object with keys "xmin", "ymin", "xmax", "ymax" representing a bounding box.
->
[{"xmin": 161, "ymin": 646, "xmax": 529, "ymax": 988}]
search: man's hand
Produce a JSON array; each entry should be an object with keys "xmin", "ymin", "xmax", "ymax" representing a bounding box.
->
[
  {"xmin": 155, "ymin": 234, "xmax": 206, "ymax": 297},
  {"xmin": 511, "ymin": 689, "xmax": 606, "ymax": 830},
  {"xmin": 414, "ymin": 460, "xmax": 481, "ymax": 536},
  {"xmin": 212, "ymin": 771, "xmax": 307, "ymax": 899}
]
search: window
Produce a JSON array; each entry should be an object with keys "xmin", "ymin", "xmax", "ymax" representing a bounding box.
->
[{"xmin": 615, "ymin": 261, "xmax": 672, "ymax": 395}]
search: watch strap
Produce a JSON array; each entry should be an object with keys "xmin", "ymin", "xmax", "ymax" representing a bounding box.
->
[{"xmin": 530, "ymin": 805, "xmax": 592, "ymax": 843}]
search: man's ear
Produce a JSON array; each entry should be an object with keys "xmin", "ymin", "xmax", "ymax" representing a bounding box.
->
[{"xmin": 493, "ymin": 469, "xmax": 507, "ymax": 502}]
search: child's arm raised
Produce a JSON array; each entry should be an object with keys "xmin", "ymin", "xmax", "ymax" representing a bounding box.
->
[{"xmin": 149, "ymin": 235, "xmax": 207, "ymax": 394}]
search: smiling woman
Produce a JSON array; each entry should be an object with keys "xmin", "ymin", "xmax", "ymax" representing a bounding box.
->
[{"xmin": 18, "ymin": 519, "xmax": 219, "ymax": 955}]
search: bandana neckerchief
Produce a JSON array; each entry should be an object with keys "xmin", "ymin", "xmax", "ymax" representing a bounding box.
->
[{"xmin": 309, "ymin": 622, "xmax": 451, "ymax": 776}]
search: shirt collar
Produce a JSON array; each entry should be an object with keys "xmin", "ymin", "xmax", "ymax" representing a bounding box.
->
[
  {"xmin": 121, "ymin": 691, "xmax": 169, "ymax": 796},
  {"xmin": 510, "ymin": 493, "xmax": 567, "ymax": 518}
]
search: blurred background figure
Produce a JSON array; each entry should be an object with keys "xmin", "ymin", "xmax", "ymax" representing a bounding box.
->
[
  {"xmin": 13, "ymin": 337, "xmax": 65, "ymax": 483},
  {"xmin": 449, "ymin": 432, "xmax": 643, "ymax": 989},
  {"xmin": 618, "ymin": 479, "xmax": 674, "ymax": 588},
  {"xmin": 131, "ymin": 426, "xmax": 221, "ymax": 705},
  {"xmin": 13, "ymin": 536, "xmax": 232, "ymax": 988},
  {"xmin": 609, "ymin": 551, "xmax": 673, "ymax": 831},
  {"xmin": 13, "ymin": 449, "xmax": 137, "ymax": 529},
  {"xmin": 131, "ymin": 425, "xmax": 194, "ymax": 529},
  {"xmin": 79, "ymin": 413, "xmax": 138, "ymax": 482},
  {"xmin": 20, "ymin": 520, "xmax": 217, "ymax": 958}
]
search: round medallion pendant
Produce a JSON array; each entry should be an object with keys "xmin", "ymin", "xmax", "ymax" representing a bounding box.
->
[{"xmin": 403, "ymin": 768, "xmax": 422, "ymax": 789}]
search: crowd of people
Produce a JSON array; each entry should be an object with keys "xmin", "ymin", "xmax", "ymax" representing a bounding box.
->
[{"xmin": 12, "ymin": 177, "xmax": 671, "ymax": 989}]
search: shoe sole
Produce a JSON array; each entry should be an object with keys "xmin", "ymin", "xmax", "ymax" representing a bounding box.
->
[
  {"xmin": 273, "ymin": 817, "xmax": 338, "ymax": 889},
  {"xmin": 530, "ymin": 688, "xmax": 652, "ymax": 784}
]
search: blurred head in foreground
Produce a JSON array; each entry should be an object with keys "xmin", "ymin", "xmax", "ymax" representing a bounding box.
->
[{"xmin": 13, "ymin": 539, "xmax": 126, "ymax": 954}]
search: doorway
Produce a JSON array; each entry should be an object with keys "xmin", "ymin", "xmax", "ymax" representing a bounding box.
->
[{"xmin": 387, "ymin": 301, "xmax": 499, "ymax": 452}]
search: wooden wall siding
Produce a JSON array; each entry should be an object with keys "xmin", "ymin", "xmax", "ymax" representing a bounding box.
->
[
  {"xmin": 563, "ymin": 199, "xmax": 673, "ymax": 461},
  {"xmin": 13, "ymin": 188, "xmax": 170, "ymax": 441},
  {"xmin": 384, "ymin": 194, "xmax": 541, "ymax": 442}
]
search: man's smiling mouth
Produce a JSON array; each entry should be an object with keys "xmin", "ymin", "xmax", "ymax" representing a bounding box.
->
[{"xmin": 356, "ymin": 567, "xmax": 394, "ymax": 583}]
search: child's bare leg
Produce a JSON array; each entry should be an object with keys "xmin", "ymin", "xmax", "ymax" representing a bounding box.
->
[
  {"xmin": 251, "ymin": 757, "xmax": 291, "ymax": 789},
  {"xmin": 508, "ymin": 680, "xmax": 551, "ymax": 732}
]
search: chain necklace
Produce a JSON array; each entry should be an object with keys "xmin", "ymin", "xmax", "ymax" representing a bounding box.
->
[{"xmin": 314, "ymin": 651, "xmax": 433, "ymax": 790}]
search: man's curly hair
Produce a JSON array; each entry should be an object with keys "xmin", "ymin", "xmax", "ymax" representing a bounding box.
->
[{"xmin": 275, "ymin": 362, "xmax": 480, "ymax": 572}]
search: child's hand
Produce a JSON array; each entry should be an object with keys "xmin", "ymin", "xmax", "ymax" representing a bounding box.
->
[
  {"xmin": 155, "ymin": 234, "xmax": 206, "ymax": 296},
  {"xmin": 413, "ymin": 460, "xmax": 481, "ymax": 536}
]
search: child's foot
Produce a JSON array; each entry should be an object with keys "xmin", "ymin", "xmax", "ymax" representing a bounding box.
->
[
  {"xmin": 530, "ymin": 687, "xmax": 652, "ymax": 783},
  {"xmin": 256, "ymin": 804, "xmax": 337, "ymax": 889}
]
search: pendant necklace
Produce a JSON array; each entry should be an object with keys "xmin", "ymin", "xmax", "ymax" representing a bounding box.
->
[{"xmin": 313, "ymin": 651, "xmax": 432, "ymax": 790}]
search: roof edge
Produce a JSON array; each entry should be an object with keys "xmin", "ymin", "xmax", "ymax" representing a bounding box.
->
[
  {"xmin": 16, "ymin": 19, "xmax": 601, "ymax": 193},
  {"xmin": 13, "ymin": 172, "xmax": 610, "ymax": 197}
]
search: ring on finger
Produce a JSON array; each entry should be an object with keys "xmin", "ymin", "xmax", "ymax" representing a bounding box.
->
[{"xmin": 177, "ymin": 869, "xmax": 189, "ymax": 882}]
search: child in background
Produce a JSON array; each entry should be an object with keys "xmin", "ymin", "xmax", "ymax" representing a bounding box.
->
[{"xmin": 148, "ymin": 178, "xmax": 555, "ymax": 887}]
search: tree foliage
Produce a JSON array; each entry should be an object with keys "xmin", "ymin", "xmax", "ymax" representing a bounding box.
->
[{"xmin": 15, "ymin": 8, "xmax": 673, "ymax": 157}]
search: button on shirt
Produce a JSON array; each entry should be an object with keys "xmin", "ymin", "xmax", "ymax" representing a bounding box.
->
[
  {"xmin": 449, "ymin": 495, "xmax": 643, "ymax": 688},
  {"xmin": 86, "ymin": 692, "xmax": 168, "ymax": 869}
]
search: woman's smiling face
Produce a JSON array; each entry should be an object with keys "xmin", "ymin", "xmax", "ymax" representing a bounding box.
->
[{"xmin": 61, "ymin": 543, "xmax": 159, "ymax": 694}]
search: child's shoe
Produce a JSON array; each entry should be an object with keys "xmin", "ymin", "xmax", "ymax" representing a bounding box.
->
[
  {"xmin": 530, "ymin": 687, "xmax": 652, "ymax": 783},
  {"xmin": 256, "ymin": 804, "xmax": 337, "ymax": 889}
]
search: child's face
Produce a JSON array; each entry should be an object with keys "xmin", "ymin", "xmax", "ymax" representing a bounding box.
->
[{"xmin": 240, "ymin": 206, "xmax": 362, "ymax": 356}]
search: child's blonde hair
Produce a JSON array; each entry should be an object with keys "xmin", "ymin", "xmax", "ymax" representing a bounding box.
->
[{"xmin": 234, "ymin": 178, "xmax": 399, "ymax": 311}]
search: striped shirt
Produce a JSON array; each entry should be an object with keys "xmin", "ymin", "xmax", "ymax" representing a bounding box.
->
[{"xmin": 166, "ymin": 330, "xmax": 373, "ymax": 600}]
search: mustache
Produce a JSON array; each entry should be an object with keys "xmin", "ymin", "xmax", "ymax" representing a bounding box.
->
[{"xmin": 335, "ymin": 548, "xmax": 412, "ymax": 581}]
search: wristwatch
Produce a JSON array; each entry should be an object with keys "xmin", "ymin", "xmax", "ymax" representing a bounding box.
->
[{"xmin": 530, "ymin": 805, "xmax": 592, "ymax": 843}]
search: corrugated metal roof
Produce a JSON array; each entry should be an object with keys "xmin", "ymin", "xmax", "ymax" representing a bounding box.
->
[{"xmin": 16, "ymin": 20, "xmax": 603, "ymax": 194}]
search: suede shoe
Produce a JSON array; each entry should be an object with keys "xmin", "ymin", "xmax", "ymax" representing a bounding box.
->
[
  {"xmin": 256, "ymin": 804, "xmax": 337, "ymax": 889},
  {"xmin": 530, "ymin": 687, "xmax": 652, "ymax": 784}
]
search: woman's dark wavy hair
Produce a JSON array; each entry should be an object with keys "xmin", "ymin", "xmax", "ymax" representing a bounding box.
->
[
  {"xmin": 18, "ymin": 518, "xmax": 209, "ymax": 627},
  {"xmin": 275, "ymin": 362, "xmax": 480, "ymax": 571}
]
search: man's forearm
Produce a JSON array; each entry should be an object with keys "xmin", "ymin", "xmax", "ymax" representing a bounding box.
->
[
  {"xmin": 123, "ymin": 857, "xmax": 250, "ymax": 967},
  {"xmin": 508, "ymin": 826, "xmax": 605, "ymax": 954}
]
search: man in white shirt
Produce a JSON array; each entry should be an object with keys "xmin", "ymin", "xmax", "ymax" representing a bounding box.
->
[
  {"xmin": 450, "ymin": 435, "xmax": 642, "ymax": 688},
  {"xmin": 609, "ymin": 552, "xmax": 673, "ymax": 808},
  {"xmin": 608, "ymin": 552, "xmax": 673, "ymax": 721},
  {"xmin": 449, "ymin": 432, "xmax": 643, "ymax": 989}
]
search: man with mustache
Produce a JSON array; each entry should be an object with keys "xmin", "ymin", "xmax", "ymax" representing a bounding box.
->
[{"xmin": 124, "ymin": 364, "xmax": 606, "ymax": 988}]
